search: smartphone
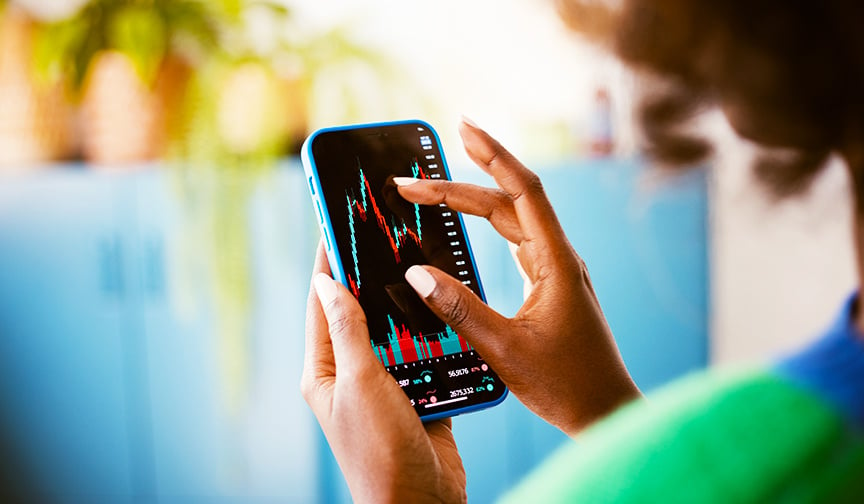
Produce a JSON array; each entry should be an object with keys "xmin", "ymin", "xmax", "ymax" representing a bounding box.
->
[{"xmin": 302, "ymin": 120, "xmax": 507, "ymax": 421}]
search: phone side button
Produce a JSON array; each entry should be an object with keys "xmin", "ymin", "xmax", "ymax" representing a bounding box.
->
[
  {"xmin": 316, "ymin": 201, "xmax": 324, "ymax": 224},
  {"xmin": 308, "ymin": 176, "xmax": 316, "ymax": 195}
]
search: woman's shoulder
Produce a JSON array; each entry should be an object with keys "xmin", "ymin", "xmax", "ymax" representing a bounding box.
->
[
  {"xmin": 503, "ymin": 368, "xmax": 863, "ymax": 503},
  {"xmin": 775, "ymin": 292, "xmax": 864, "ymax": 428},
  {"xmin": 502, "ymin": 293, "xmax": 864, "ymax": 503}
]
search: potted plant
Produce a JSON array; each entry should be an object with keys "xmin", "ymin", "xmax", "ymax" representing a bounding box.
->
[
  {"xmin": 165, "ymin": 7, "xmax": 403, "ymax": 413},
  {"xmin": 33, "ymin": 0, "xmax": 225, "ymax": 165},
  {"xmin": 0, "ymin": 2, "xmax": 74, "ymax": 167}
]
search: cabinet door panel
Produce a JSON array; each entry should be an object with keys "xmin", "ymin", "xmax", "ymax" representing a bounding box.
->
[
  {"xmin": 0, "ymin": 173, "xmax": 134, "ymax": 501},
  {"xmin": 140, "ymin": 169, "xmax": 319, "ymax": 502}
]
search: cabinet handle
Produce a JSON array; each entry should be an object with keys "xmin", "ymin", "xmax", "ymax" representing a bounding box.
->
[
  {"xmin": 144, "ymin": 236, "xmax": 165, "ymax": 300},
  {"xmin": 98, "ymin": 234, "xmax": 124, "ymax": 299}
]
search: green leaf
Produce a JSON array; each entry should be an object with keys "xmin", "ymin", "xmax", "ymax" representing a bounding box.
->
[
  {"xmin": 108, "ymin": 5, "xmax": 168, "ymax": 84},
  {"xmin": 213, "ymin": 0, "xmax": 243, "ymax": 21},
  {"xmin": 32, "ymin": 16, "xmax": 93, "ymax": 90},
  {"xmin": 161, "ymin": 1, "xmax": 220, "ymax": 53},
  {"xmin": 247, "ymin": 1, "xmax": 290, "ymax": 18}
]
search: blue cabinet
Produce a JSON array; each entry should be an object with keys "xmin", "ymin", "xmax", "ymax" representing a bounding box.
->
[
  {"xmin": 0, "ymin": 158, "xmax": 707, "ymax": 503},
  {"xmin": 536, "ymin": 162, "xmax": 708, "ymax": 391},
  {"xmin": 0, "ymin": 173, "xmax": 138, "ymax": 500}
]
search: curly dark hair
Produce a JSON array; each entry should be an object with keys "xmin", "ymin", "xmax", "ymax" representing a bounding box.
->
[{"xmin": 557, "ymin": 0, "xmax": 864, "ymax": 199}]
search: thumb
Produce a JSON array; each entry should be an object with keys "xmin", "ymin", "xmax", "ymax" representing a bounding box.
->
[
  {"xmin": 313, "ymin": 273, "xmax": 382, "ymax": 378},
  {"xmin": 404, "ymin": 265, "xmax": 510, "ymax": 359}
]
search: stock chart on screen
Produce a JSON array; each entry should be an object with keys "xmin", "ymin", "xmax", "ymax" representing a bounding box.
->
[{"xmin": 339, "ymin": 155, "xmax": 474, "ymax": 367}]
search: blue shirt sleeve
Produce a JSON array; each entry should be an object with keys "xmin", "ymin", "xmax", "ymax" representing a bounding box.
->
[{"xmin": 775, "ymin": 293, "xmax": 864, "ymax": 430}]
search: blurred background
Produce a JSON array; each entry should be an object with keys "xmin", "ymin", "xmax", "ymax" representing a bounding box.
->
[{"xmin": 0, "ymin": 0, "xmax": 854, "ymax": 502}]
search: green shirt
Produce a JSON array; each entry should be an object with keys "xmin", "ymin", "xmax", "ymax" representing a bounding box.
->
[{"xmin": 502, "ymin": 370, "xmax": 864, "ymax": 503}]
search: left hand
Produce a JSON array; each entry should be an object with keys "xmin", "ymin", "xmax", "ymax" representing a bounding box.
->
[{"xmin": 300, "ymin": 242, "xmax": 467, "ymax": 504}]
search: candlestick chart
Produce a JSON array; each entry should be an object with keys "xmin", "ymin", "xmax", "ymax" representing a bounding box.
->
[
  {"xmin": 345, "ymin": 159, "xmax": 427, "ymax": 298},
  {"xmin": 341, "ymin": 157, "xmax": 471, "ymax": 366},
  {"xmin": 373, "ymin": 316, "xmax": 471, "ymax": 367}
]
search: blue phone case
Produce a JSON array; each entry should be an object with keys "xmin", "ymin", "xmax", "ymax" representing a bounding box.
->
[{"xmin": 301, "ymin": 119, "xmax": 507, "ymax": 421}]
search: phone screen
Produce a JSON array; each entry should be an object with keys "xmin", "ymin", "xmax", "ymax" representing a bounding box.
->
[{"xmin": 304, "ymin": 121, "xmax": 507, "ymax": 419}]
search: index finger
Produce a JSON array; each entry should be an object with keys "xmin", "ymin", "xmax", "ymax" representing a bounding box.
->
[
  {"xmin": 458, "ymin": 119, "xmax": 565, "ymax": 246},
  {"xmin": 396, "ymin": 179, "xmax": 524, "ymax": 243}
]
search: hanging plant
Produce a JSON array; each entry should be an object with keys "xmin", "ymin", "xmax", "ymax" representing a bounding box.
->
[
  {"xmin": 31, "ymin": 0, "xmax": 225, "ymax": 164},
  {"xmin": 0, "ymin": 4, "xmax": 75, "ymax": 166}
]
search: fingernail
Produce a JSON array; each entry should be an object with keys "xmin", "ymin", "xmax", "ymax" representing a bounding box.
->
[
  {"xmin": 314, "ymin": 273, "xmax": 338, "ymax": 306},
  {"xmin": 405, "ymin": 266, "xmax": 437, "ymax": 298},
  {"xmin": 393, "ymin": 177, "xmax": 419, "ymax": 186},
  {"xmin": 461, "ymin": 115, "xmax": 480, "ymax": 129}
]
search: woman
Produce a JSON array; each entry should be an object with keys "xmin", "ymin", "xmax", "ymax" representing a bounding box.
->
[{"xmin": 301, "ymin": 1, "xmax": 864, "ymax": 501}]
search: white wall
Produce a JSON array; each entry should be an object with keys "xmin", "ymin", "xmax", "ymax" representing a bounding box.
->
[
  {"xmin": 290, "ymin": 0, "xmax": 634, "ymax": 163},
  {"xmin": 709, "ymin": 123, "xmax": 858, "ymax": 365}
]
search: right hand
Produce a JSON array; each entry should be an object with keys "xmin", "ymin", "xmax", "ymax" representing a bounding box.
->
[{"xmin": 395, "ymin": 118, "xmax": 641, "ymax": 436}]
